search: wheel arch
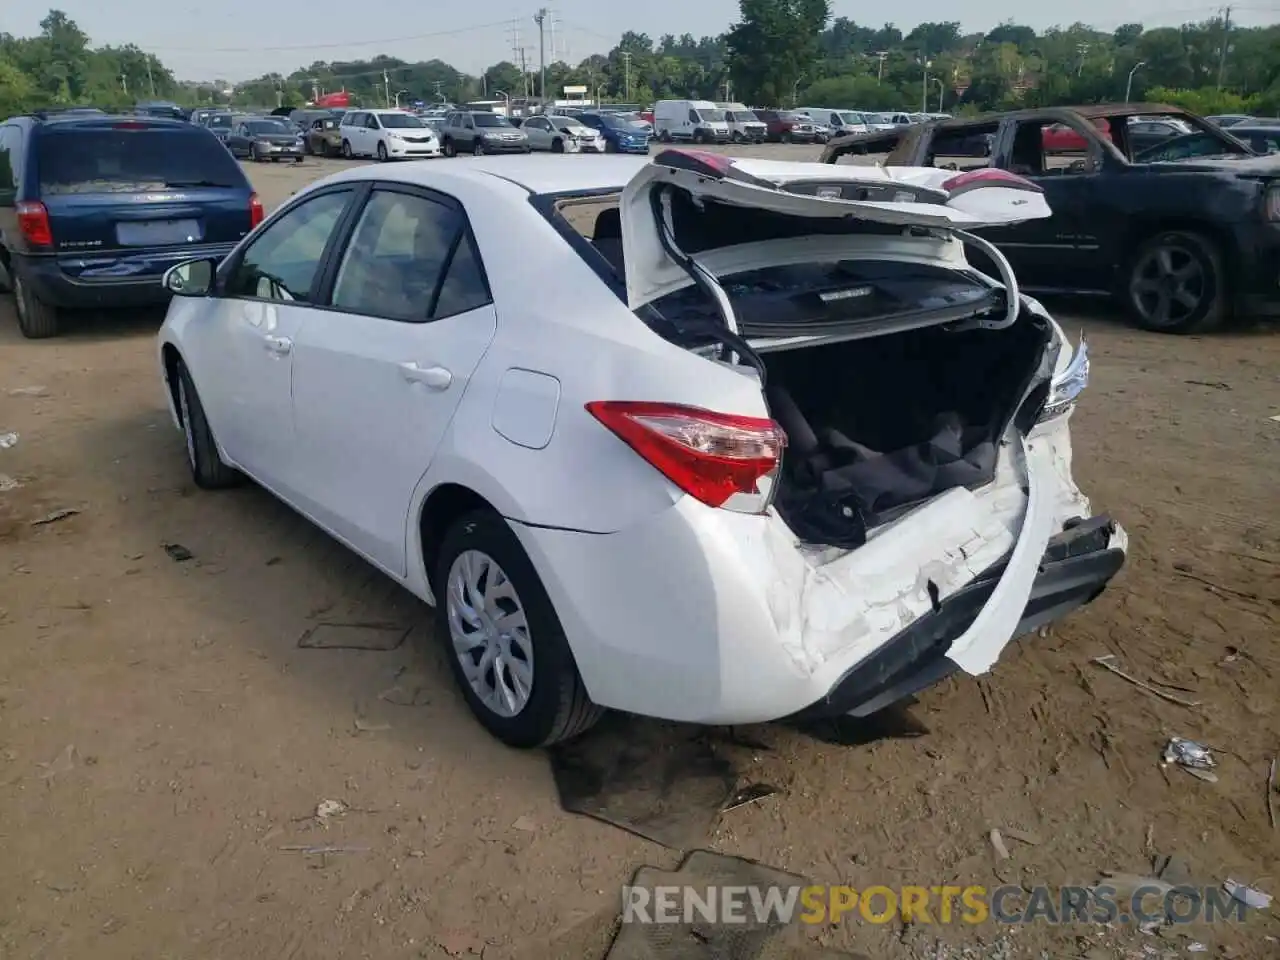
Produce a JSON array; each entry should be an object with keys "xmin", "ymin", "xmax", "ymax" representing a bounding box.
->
[
  {"xmin": 1116, "ymin": 217, "xmax": 1237, "ymax": 286},
  {"xmin": 415, "ymin": 481, "xmax": 507, "ymax": 603},
  {"xmin": 160, "ymin": 341, "xmax": 184, "ymax": 425}
]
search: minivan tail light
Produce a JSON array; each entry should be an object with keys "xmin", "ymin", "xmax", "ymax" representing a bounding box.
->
[
  {"xmin": 586, "ymin": 401, "xmax": 787, "ymax": 513},
  {"xmin": 249, "ymin": 193, "xmax": 264, "ymax": 228},
  {"xmin": 16, "ymin": 201, "xmax": 53, "ymax": 247}
]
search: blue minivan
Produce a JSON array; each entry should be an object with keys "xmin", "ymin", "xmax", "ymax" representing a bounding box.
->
[{"xmin": 0, "ymin": 112, "xmax": 262, "ymax": 338}]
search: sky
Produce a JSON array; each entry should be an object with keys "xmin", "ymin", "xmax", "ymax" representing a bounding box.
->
[{"xmin": 6, "ymin": 0, "xmax": 1276, "ymax": 82}]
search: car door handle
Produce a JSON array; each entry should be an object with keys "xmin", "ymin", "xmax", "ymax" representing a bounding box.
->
[
  {"xmin": 263, "ymin": 335, "xmax": 292, "ymax": 355},
  {"xmin": 399, "ymin": 362, "xmax": 452, "ymax": 389}
]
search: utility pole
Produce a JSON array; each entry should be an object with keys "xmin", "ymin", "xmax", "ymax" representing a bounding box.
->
[
  {"xmin": 1076, "ymin": 42, "xmax": 1089, "ymax": 77},
  {"xmin": 432, "ymin": 79, "xmax": 444, "ymax": 103},
  {"xmin": 120, "ymin": 73, "xmax": 128, "ymax": 94},
  {"xmin": 534, "ymin": 9, "xmax": 547, "ymax": 103},
  {"xmin": 382, "ymin": 69, "xmax": 391, "ymax": 108},
  {"xmin": 146, "ymin": 58, "xmax": 156, "ymax": 97},
  {"xmin": 873, "ymin": 51, "xmax": 887, "ymax": 84},
  {"xmin": 518, "ymin": 47, "xmax": 529, "ymax": 97},
  {"xmin": 919, "ymin": 54, "xmax": 931, "ymax": 114},
  {"xmin": 1216, "ymin": 6, "xmax": 1232, "ymax": 89},
  {"xmin": 621, "ymin": 50, "xmax": 632, "ymax": 101}
]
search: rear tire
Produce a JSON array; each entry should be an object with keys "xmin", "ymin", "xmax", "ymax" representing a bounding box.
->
[
  {"xmin": 13, "ymin": 269, "xmax": 59, "ymax": 339},
  {"xmin": 174, "ymin": 359, "xmax": 239, "ymax": 490},
  {"xmin": 1124, "ymin": 230, "xmax": 1227, "ymax": 334},
  {"xmin": 434, "ymin": 510, "xmax": 603, "ymax": 748}
]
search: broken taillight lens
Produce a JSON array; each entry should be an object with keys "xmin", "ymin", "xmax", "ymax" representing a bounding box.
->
[
  {"xmin": 586, "ymin": 401, "xmax": 787, "ymax": 513},
  {"xmin": 1039, "ymin": 334, "xmax": 1089, "ymax": 422},
  {"xmin": 249, "ymin": 193, "xmax": 265, "ymax": 228}
]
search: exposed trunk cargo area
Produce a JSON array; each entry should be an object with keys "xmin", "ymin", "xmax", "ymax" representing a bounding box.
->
[{"xmin": 764, "ymin": 317, "xmax": 1051, "ymax": 548}]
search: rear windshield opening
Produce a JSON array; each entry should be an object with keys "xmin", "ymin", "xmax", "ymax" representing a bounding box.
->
[
  {"xmin": 544, "ymin": 188, "xmax": 1000, "ymax": 346},
  {"xmin": 37, "ymin": 129, "xmax": 245, "ymax": 194}
]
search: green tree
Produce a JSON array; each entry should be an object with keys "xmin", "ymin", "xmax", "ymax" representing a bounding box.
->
[{"xmin": 726, "ymin": 0, "xmax": 831, "ymax": 105}]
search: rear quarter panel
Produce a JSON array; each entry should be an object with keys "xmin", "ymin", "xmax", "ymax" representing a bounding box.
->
[{"xmin": 408, "ymin": 177, "xmax": 769, "ymax": 538}]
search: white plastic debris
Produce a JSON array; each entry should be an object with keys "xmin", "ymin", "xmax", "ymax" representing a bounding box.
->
[
  {"xmin": 0, "ymin": 432, "xmax": 18, "ymax": 450},
  {"xmin": 1162, "ymin": 737, "xmax": 1215, "ymax": 769},
  {"xmin": 315, "ymin": 799, "xmax": 347, "ymax": 820},
  {"xmin": 1223, "ymin": 879, "xmax": 1272, "ymax": 910}
]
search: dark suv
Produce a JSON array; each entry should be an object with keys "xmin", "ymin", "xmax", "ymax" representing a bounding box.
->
[{"xmin": 0, "ymin": 113, "xmax": 261, "ymax": 338}]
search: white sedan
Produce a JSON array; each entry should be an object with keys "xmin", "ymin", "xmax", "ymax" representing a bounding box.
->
[
  {"xmin": 155, "ymin": 153, "xmax": 1126, "ymax": 748},
  {"xmin": 521, "ymin": 115, "xmax": 604, "ymax": 153}
]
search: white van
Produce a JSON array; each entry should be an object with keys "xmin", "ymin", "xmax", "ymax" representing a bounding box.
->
[
  {"xmin": 715, "ymin": 102, "xmax": 768, "ymax": 143},
  {"xmin": 653, "ymin": 99, "xmax": 731, "ymax": 143},
  {"xmin": 796, "ymin": 107, "xmax": 870, "ymax": 137}
]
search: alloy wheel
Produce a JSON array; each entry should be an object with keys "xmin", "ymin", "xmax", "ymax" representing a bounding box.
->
[
  {"xmin": 446, "ymin": 549, "xmax": 534, "ymax": 718},
  {"xmin": 1129, "ymin": 243, "xmax": 1207, "ymax": 330}
]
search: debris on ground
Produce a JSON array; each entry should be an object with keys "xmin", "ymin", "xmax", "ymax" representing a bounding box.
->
[
  {"xmin": 8, "ymin": 386, "xmax": 49, "ymax": 397},
  {"xmin": 297, "ymin": 622, "xmax": 411, "ymax": 651},
  {"xmin": 353, "ymin": 716, "xmax": 391, "ymax": 733},
  {"xmin": 37, "ymin": 744, "xmax": 75, "ymax": 781},
  {"xmin": 1162, "ymin": 738, "xmax": 1218, "ymax": 782},
  {"xmin": 0, "ymin": 432, "xmax": 18, "ymax": 450},
  {"xmin": 989, "ymin": 828, "xmax": 1010, "ymax": 860},
  {"xmin": 549, "ymin": 715, "xmax": 736, "ymax": 849},
  {"xmin": 1091, "ymin": 654, "xmax": 1200, "ymax": 707},
  {"xmin": 434, "ymin": 928, "xmax": 487, "ymax": 957},
  {"xmin": 1222, "ymin": 879, "xmax": 1272, "ymax": 910},
  {"xmin": 0, "ymin": 474, "xmax": 19, "ymax": 492},
  {"xmin": 279, "ymin": 844, "xmax": 368, "ymax": 855},
  {"xmin": 1268, "ymin": 756, "xmax": 1277, "ymax": 830},
  {"xmin": 510, "ymin": 815, "xmax": 537, "ymax": 832},
  {"xmin": 31, "ymin": 508, "xmax": 79, "ymax": 527},
  {"xmin": 315, "ymin": 799, "xmax": 348, "ymax": 821},
  {"xmin": 162, "ymin": 542, "xmax": 193, "ymax": 562},
  {"xmin": 722, "ymin": 782, "xmax": 778, "ymax": 812},
  {"xmin": 1002, "ymin": 827, "xmax": 1042, "ymax": 846}
]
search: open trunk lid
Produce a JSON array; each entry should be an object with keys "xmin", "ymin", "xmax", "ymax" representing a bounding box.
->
[{"xmin": 618, "ymin": 149, "xmax": 1052, "ymax": 312}]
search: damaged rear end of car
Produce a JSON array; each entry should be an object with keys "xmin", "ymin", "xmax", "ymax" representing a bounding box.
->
[{"xmin": 539, "ymin": 149, "xmax": 1126, "ymax": 725}]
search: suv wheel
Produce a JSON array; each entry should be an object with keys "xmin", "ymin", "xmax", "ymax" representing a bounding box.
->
[
  {"xmin": 473, "ymin": 139, "xmax": 485, "ymax": 157},
  {"xmin": 781, "ymin": 130, "xmax": 793, "ymax": 143},
  {"xmin": 443, "ymin": 137, "xmax": 456, "ymax": 158},
  {"xmin": 376, "ymin": 141, "xmax": 389, "ymax": 162},
  {"xmin": 341, "ymin": 139, "xmax": 353, "ymax": 158},
  {"xmin": 13, "ymin": 270, "xmax": 59, "ymax": 339},
  {"xmin": 435, "ymin": 510, "xmax": 603, "ymax": 748},
  {"xmin": 1125, "ymin": 230, "xmax": 1226, "ymax": 334}
]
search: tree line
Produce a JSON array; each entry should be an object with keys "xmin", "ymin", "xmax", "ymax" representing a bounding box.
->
[{"xmin": 3, "ymin": 4, "xmax": 1278, "ymax": 120}]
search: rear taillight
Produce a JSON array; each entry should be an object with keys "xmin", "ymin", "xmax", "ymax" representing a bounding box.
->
[
  {"xmin": 16, "ymin": 201, "xmax": 53, "ymax": 247},
  {"xmin": 249, "ymin": 193, "xmax": 264, "ymax": 228},
  {"xmin": 586, "ymin": 401, "xmax": 787, "ymax": 514}
]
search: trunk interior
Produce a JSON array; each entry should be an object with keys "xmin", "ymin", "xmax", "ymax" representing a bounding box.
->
[{"xmin": 763, "ymin": 316, "xmax": 1051, "ymax": 549}]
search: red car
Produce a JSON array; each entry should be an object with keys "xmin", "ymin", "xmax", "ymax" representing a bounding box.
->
[{"xmin": 1042, "ymin": 119, "xmax": 1112, "ymax": 153}]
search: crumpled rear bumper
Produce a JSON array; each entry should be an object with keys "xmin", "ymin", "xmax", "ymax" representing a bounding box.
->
[{"xmin": 787, "ymin": 515, "xmax": 1126, "ymax": 720}]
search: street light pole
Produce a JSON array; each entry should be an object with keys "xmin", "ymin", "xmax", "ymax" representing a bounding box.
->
[
  {"xmin": 534, "ymin": 9, "xmax": 547, "ymax": 103},
  {"xmin": 1125, "ymin": 61, "xmax": 1146, "ymax": 102}
]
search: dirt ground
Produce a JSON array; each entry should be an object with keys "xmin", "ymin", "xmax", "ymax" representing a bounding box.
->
[{"xmin": 1, "ymin": 145, "xmax": 1278, "ymax": 960}]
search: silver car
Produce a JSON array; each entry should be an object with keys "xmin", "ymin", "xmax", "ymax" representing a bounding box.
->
[{"xmin": 521, "ymin": 115, "xmax": 604, "ymax": 153}]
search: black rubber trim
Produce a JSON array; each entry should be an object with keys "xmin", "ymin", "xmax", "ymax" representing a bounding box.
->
[{"xmin": 786, "ymin": 515, "xmax": 1123, "ymax": 721}]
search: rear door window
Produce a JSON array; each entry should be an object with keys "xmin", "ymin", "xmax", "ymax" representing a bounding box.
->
[{"xmin": 36, "ymin": 127, "xmax": 245, "ymax": 195}]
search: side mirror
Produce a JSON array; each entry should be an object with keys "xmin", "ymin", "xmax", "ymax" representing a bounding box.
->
[{"xmin": 163, "ymin": 258, "xmax": 216, "ymax": 297}]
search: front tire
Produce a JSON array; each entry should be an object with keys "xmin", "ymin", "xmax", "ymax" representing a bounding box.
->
[
  {"xmin": 377, "ymin": 141, "xmax": 389, "ymax": 162},
  {"xmin": 1124, "ymin": 230, "xmax": 1226, "ymax": 334},
  {"xmin": 174, "ymin": 360, "xmax": 239, "ymax": 489},
  {"xmin": 473, "ymin": 139, "xmax": 485, "ymax": 157},
  {"xmin": 341, "ymin": 139, "xmax": 353, "ymax": 159},
  {"xmin": 13, "ymin": 270, "xmax": 59, "ymax": 339},
  {"xmin": 443, "ymin": 137, "xmax": 456, "ymax": 158},
  {"xmin": 435, "ymin": 510, "xmax": 603, "ymax": 748},
  {"xmin": 551, "ymin": 138, "xmax": 564, "ymax": 153}
]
